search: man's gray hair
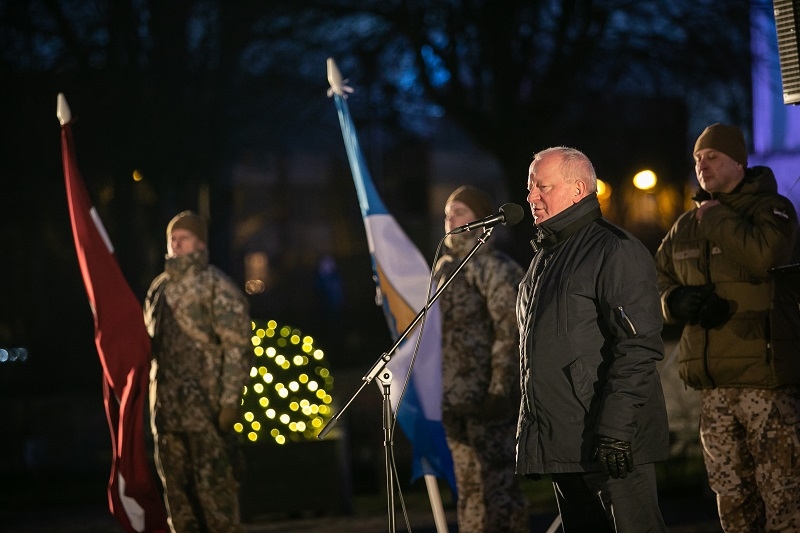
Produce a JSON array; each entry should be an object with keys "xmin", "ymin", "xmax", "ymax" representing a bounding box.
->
[{"xmin": 532, "ymin": 146, "xmax": 598, "ymax": 193}]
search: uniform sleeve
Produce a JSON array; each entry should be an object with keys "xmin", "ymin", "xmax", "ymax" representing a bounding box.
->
[
  {"xmin": 211, "ymin": 271, "xmax": 254, "ymax": 409},
  {"xmin": 699, "ymin": 197, "xmax": 797, "ymax": 277},
  {"xmin": 143, "ymin": 272, "xmax": 168, "ymax": 339},
  {"xmin": 478, "ymin": 255, "xmax": 524, "ymax": 400},
  {"xmin": 595, "ymin": 240, "xmax": 665, "ymax": 442},
  {"xmin": 654, "ymin": 220, "xmax": 682, "ymax": 324}
]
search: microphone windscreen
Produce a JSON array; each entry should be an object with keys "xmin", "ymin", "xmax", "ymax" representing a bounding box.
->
[{"xmin": 500, "ymin": 203, "xmax": 525, "ymax": 227}]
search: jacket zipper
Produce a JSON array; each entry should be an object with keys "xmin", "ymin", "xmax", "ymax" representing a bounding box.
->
[
  {"xmin": 617, "ymin": 306, "xmax": 637, "ymax": 336},
  {"xmin": 702, "ymin": 240, "xmax": 716, "ymax": 387},
  {"xmin": 522, "ymin": 251, "xmax": 550, "ymax": 419}
]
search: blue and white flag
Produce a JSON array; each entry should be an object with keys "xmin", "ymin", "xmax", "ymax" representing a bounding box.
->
[{"xmin": 328, "ymin": 60, "xmax": 456, "ymax": 493}]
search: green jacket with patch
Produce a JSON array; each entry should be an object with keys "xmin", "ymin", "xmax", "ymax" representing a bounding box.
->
[{"xmin": 655, "ymin": 166, "xmax": 799, "ymax": 389}]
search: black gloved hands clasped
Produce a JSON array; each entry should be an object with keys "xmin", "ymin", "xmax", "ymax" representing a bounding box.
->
[
  {"xmin": 592, "ymin": 435, "xmax": 634, "ymax": 479},
  {"xmin": 666, "ymin": 284, "xmax": 715, "ymax": 324},
  {"xmin": 697, "ymin": 292, "xmax": 731, "ymax": 329},
  {"xmin": 667, "ymin": 284, "xmax": 730, "ymax": 329}
]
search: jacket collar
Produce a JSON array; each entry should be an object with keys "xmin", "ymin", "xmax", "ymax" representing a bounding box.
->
[
  {"xmin": 444, "ymin": 230, "xmax": 493, "ymax": 258},
  {"xmin": 692, "ymin": 165, "xmax": 778, "ymax": 203},
  {"xmin": 531, "ymin": 194, "xmax": 602, "ymax": 252},
  {"xmin": 165, "ymin": 249, "xmax": 209, "ymax": 280}
]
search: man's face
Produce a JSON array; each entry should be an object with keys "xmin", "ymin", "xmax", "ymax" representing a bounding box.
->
[
  {"xmin": 444, "ymin": 200, "xmax": 477, "ymax": 233},
  {"xmin": 695, "ymin": 148, "xmax": 744, "ymax": 194},
  {"xmin": 168, "ymin": 228, "xmax": 205, "ymax": 257},
  {"xmin": 444, "ymin": 199, "xmax": 478, "ymax": 248},
  {"xmin": 527, "ymin": 154, "xmax": 578, "ymax": 224}
]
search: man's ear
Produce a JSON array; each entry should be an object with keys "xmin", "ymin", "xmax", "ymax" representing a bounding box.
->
[{"xmin": 572, "ymin": 180, "xmax": 587, "ymax": 203}]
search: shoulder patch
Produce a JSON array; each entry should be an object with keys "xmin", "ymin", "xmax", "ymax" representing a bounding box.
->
[{"xmin": 773, "ymin": 208, "xmax": 790, "ymax": 220}]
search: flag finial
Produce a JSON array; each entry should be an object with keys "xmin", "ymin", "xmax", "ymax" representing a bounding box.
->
[
  {"xmin": 326, "ymin": 57, "xmax": 354, "ymax": 98},
  {"xmin": 57, "ymin": 93, "xmax": 72, "ymax": 126}
]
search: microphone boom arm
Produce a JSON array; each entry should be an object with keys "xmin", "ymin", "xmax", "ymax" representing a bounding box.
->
[{"xmin": 318, "ymin": 226, "xmax": 496, "ymax": 439}]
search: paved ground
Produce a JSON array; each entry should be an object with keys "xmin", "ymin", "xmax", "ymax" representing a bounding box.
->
[
  {"xmin": 240, "ymin": 499, "xmax": 723, "ymax": 533},
  {"xmin": 0, "ymin": 492, "xmax": 723, "ymax": 533}
]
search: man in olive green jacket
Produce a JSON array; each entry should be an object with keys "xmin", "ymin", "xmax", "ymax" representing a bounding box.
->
[{"xmin": 655, "ymin": 124, "xmax": 800, "ymax": 532}]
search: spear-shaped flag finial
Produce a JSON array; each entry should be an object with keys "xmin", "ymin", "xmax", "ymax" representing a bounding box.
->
[
  {"xmin": 57, "ymin": 92, "xmax": 72, "ymax": 126},
  {"xmin": 326, "ymin": 57, "xmax": 354, "ymax": 98}
]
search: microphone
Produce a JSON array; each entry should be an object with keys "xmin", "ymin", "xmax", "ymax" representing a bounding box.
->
[{"xmin": 450, "ymin": 203, "xmax": 525, "ymax": 234}]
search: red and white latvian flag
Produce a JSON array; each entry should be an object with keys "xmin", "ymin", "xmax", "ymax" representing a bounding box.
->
[{"xmin": 58, "ymin": 93, "xmax": 167, "ymax": 533}]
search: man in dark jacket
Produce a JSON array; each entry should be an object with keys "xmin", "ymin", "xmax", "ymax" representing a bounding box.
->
[
  {"xmin": 655, "ymin": 124, "xmax": 800, "ymax": 531},
  {"xmin": 517, "ymin": 147, "xmax": 669, "ymax": 532}
]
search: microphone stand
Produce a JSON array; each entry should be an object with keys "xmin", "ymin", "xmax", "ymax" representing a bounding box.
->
[{"xmin": 318, "ymin": 226, "xmax": 497, "ymax": 533}]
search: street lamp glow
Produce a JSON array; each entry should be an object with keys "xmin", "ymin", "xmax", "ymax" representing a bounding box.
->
[
  {"xmin": 633, "ymin": 170, "xmax": 657, "ymax": 190},
  {"xmin": 597, "ymin": 179, "xmax": 612, "ymax": 200}
]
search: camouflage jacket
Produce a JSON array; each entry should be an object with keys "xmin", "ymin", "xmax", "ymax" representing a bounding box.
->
[
  {"xmin": 434, "ymin": 233, "xmax": 524, "ymax": 417},
  {"xmin": 144, "ymin": 249, "xmax": 253, "ymax": 433}
]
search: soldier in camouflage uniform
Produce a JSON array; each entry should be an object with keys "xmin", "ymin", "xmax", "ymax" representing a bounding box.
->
[
  {"xmin": 655, "ymin": 124, "xmax": 800, "ymax": 532},
  {"xmin": 144, "ymin": 211, "xmax": 253, "ymax": 533},
  {"xmin": 434, "ymin": 186, "xmax": 529, "ymax": 533}
]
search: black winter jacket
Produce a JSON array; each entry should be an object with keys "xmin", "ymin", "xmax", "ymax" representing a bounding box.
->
[{"xmin": 516, "ymin": 194, "xmax": 669, "ymax": 475}]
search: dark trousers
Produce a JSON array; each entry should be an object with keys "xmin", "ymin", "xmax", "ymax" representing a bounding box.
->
[{"xmin": 551, "ymin": 463, "xmax": 666, "ymax": 533}]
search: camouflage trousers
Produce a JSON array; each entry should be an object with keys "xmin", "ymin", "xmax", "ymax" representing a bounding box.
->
[
  {"xmin": 154, "ymin": 430, "xmax": 242, "ymax": 533},
  {"xmin": 445, "ymin": 414, "xmax": 529, "ymax": 533},
  {"xmin": 700, "ymin": 386, "xmax": 800, "ymax": 533}
]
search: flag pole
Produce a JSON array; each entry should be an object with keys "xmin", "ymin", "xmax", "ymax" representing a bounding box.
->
[
  {"xmin": 326, "ymin": 57, "xmax": 457, "ymax": 532},
  {"xmin": 423, "ymin": 470, "xmax": 449, "ymax": 533}
]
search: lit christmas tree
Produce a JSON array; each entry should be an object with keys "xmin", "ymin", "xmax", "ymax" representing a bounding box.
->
[{"xmin": 237, "ymin": 320, "xmax": 334, "ymax": 444}]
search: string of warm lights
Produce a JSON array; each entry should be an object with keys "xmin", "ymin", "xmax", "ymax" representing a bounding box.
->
[{"xmin": 237, "ymin": 320, "xmax": 334, "ymax": 445}]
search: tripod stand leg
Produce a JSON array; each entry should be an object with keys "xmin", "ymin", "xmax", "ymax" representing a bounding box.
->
[{"xmin": 378, "ymin": 369, "xmax": 396, "ymax": 533}]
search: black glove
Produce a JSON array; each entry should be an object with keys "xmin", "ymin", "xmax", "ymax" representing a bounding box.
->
[
  {"xmin": 698, "ymin": 292, "xmax": 731, "ymax": 329},
  {"xmin": 592, "ymin": 435, "xmax": 634, "ymax": 479},
  {"xmin": 666, "ymin": 284, "xmax": 715, "ymax": 324}
]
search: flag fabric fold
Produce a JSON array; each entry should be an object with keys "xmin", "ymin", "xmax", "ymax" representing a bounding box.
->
[
  {"xmin": 61, "ymin": 121, "xmax": 168, "ymax": 533},
  {"xmin": 332, "ymin": 93, "xmax": 456, "ymax": 493}
]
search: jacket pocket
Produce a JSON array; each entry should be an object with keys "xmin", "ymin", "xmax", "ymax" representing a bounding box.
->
[
  {"xmin": 568, "ymin": 357, "xmax": 595, "ymax": 414},
  {"xmin": 607, "ymin": 280, "xmax": 662, "ymax": 338}
]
